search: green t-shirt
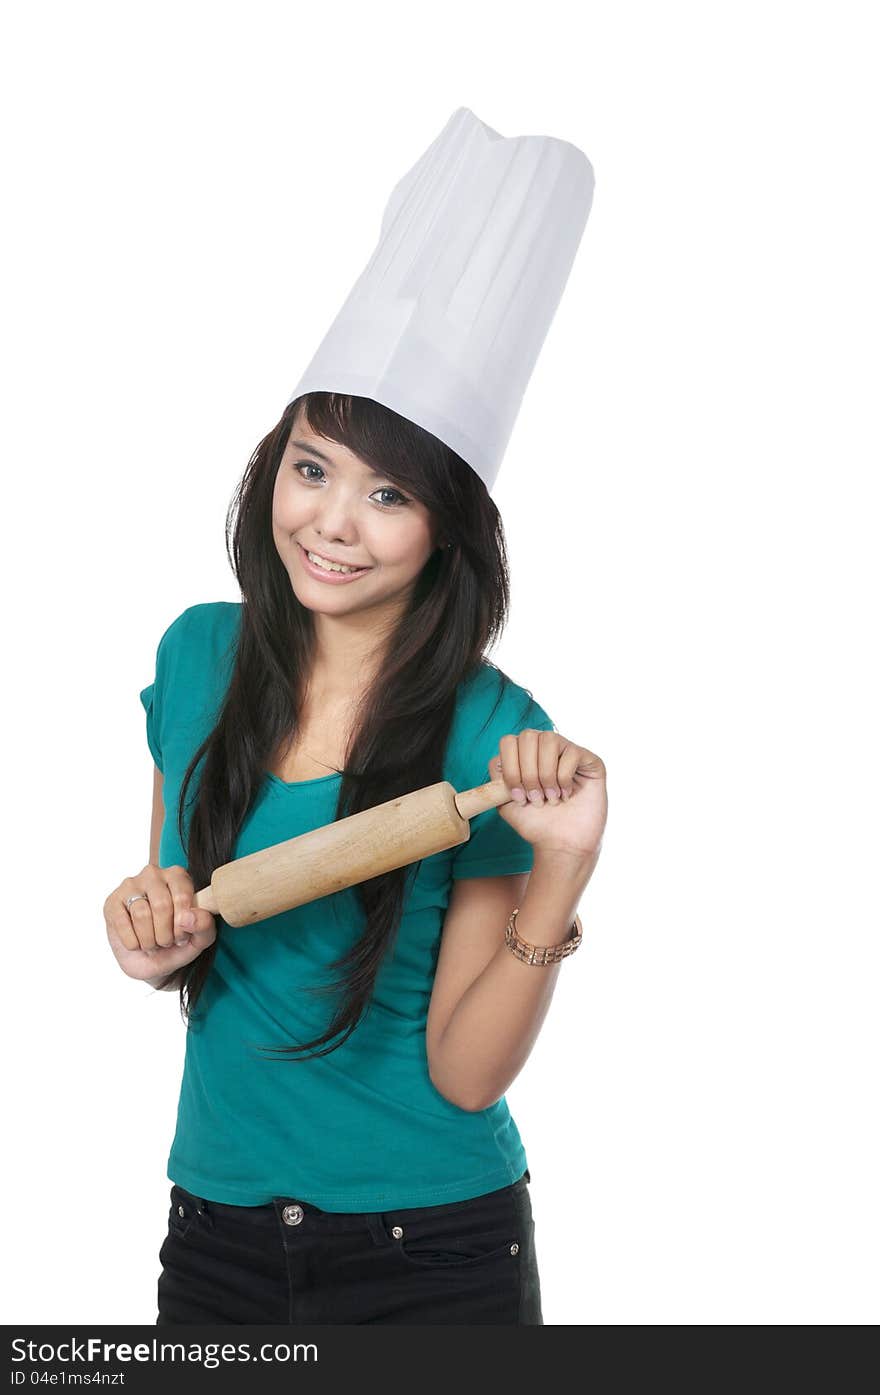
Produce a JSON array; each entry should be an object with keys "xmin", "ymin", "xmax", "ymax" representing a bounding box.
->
[{"xmin": 140, "ymin": 601, "xmax": 554, "ymax": 1210}]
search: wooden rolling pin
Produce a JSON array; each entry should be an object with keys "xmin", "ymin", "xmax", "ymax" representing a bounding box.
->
[{"xmin": 192, "ymin": 776, "xmax": 517, "ymax": 927}]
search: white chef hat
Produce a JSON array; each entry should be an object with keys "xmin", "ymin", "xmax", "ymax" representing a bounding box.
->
[{"xmin": 285, "ymin": 106, "xmax": 595, "ymax": 494}]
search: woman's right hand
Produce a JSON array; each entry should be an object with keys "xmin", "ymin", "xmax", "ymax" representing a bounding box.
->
[{"xmin": 104, "ymin": 863, "xmax": 217, "ymax": 981}]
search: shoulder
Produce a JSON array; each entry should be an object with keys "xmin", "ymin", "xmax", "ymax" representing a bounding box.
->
[
  {"xmin": 447, "ymin": 661, "xmax": 555, "ymax": 787},
  {"xmin": 456, "ymin": 660, "xmax": 554, "ymax": 734},
  {"xmin": 149, "ymin": 601, "xmax": 241, "ymax": 703},
  {"xmin": 184, "ymin": 600, "xmax": 241, "ymax": 653},
  {"xmin": 152, "ymin": 600, "xmax": 240, "ymax": 660},
  {"xmin": 145, "ymin": 602, "xmax": 242, "ymax": 746}
]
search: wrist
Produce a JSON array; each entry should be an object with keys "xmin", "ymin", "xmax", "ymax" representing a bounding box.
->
[
  {"xmin": 512, "ymin": 850, "xmax": 597, "ymax": 950},
  {"xmin": 532, "ymin": 845, "xmax": 600, "ymax": 883},
  {"xmin": 145, "ymin": 972, "xmax": 177, "ymax": 991},
  {"xmin": 505, "ymin": 904, "xmax": 583, "ymax": 961}
]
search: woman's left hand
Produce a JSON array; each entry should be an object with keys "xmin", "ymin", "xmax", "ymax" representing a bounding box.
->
[{"xmin": 489, "ymin": 729, "xmax": 607, "ymax": 859}]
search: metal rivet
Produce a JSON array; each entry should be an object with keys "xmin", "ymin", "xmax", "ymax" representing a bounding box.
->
[
  {"xmin": 177, "ymin": 1205, "xmax": 185, "ymax": 1218},
  {"xmin": 282, "ymin": 1203, "xmax": 304, "ymax": 1226},
  {"xmin": 391, "ymin": 1225, "xmax": 404, "ymax": 1239},
  {"xmin": 510, "ymin": 1242, "xmax": 519, "ymax": 1255}
]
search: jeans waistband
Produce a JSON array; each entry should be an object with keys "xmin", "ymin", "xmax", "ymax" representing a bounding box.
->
[{"xmin": 170, "ymin": 1168, "xmax": 531, "ymax": 1233}]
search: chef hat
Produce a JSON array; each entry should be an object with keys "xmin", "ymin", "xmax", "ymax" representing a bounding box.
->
[{"xmin": 284, "ymin": 106, "xmax": 595, "ymax": 494}]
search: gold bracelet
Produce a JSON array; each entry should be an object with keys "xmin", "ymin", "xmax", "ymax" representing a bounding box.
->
[{"xmin": 504, "ymin": 906, "xmax": 583, "ymax": 965}]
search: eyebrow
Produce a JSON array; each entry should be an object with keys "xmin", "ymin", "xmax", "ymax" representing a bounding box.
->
[{"xmin": 290, "ymin": 437, "xmax": 381, "ymax": 476}]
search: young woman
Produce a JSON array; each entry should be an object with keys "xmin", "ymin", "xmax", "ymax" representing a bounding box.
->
[{"xmin": 105, "ymin": 391, "xmax": 607, "ymax": 1325}]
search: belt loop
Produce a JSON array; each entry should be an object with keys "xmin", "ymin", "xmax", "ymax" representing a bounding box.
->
[{"xmin": 365, "ymin": 1210, "xmax": 391, "ymax": 1248}]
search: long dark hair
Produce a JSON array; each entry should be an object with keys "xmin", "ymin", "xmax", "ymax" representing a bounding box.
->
[{"xmin": 154, "ymin": 391, "xmax": 512, "ymax": 1059}]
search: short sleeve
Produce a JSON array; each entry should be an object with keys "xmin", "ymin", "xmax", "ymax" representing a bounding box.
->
[
  {"xmin": 139, "ymin": 607, "xmax": 191, "ymax": 774},
  {"xmin": 139, "ymin": 681, "xmax": 163, "ymax": 772},
  {"xmin": 451, "ymin": 678, "xmax": 555, "ymax": 881}
]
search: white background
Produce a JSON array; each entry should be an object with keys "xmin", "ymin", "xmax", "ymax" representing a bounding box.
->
[{"xmin": 2, "ymin": 0, "xmax": 877, "ymax": 1327}]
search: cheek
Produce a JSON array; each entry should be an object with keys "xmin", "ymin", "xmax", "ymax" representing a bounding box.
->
[
  {"xmin": 374, "ymin": 519, "xmax": 435, "ymax": 568},
  {"xmin": 273, "ymin": 475, "xmax": 306, "ymax": 525}
]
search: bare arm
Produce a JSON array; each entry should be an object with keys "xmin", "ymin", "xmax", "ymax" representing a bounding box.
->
[
  {"xmin": 426, "ymin": 850, "xmax": 598, "ymax": 1111},
  {"xmin": 146, "ymin": 766, "xmax": 177, "ymax": 991},
  {"xmin": 149, "ymin": 764, "xmax": 164, "ymax": 867}
]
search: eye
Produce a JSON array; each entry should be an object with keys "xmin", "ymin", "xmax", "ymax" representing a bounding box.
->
[
  {"xmin": 371, "ymin": 486, "xmax": 410, "ymax": 508},
  {"xmin": 294, "ymin": 461, "xmax": 325, "ymax": 483}
]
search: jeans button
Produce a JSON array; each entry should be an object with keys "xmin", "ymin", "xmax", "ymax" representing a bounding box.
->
[
  {"xmin": 177, "ymin": 1205, "xmax": 185, "ymax": 1218},
  {"xmin": 391, "ymin": 1225, "xmax": 404, "ymax": 1239},
  {"xmin": 510, "ymin": 1243, "xmax": 519, "ymax": 1255},
  {"xmin": 282, "ymin": 1203, "xmax": 304, "ymax": 1226}
]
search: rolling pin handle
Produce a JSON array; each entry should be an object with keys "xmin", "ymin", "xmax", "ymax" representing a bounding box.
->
[
  {"xmin": 193, "ymin": 883, "xmax": 219, "ymax": 916},
  {"xmin": 453, "ymin": 777, "xmax": 514, "ymax": 822}
]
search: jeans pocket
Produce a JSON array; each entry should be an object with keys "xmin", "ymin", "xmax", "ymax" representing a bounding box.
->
[{"xmin": 387, "ymin": 1188, "xmax": 521, "ymax": 1269}]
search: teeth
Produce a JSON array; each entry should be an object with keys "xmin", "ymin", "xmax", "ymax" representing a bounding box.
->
[{"xmin": 306, "ymin": 550, "xmax": 362, "ymax": 574}]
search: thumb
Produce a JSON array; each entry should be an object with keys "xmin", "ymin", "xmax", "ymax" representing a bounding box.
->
[
  {"xmin": 188, "ymin": 907, "xmax": 217, "ymax": 943},
  {"xmin": 174, "ymin": 904, "xmax": 217, "ymax": 946}
]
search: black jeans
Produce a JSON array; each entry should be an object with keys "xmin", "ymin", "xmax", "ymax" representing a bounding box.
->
[{"xmin": 156, "ymin": 1169, "xmax": 542, "ymax": 1325}]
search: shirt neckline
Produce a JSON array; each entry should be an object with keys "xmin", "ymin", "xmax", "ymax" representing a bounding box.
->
[{"xmin": 264, "ymin": 769, "xmax": 342, "ymax": 790}]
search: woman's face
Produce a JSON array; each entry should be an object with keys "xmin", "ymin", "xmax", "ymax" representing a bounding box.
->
[{"xmin": 272, "ymin": 416, "xmax": 440, "ymax": 621}]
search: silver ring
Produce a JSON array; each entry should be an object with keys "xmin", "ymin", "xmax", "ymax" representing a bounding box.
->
[{"xmin": 125, "ymin": 893, "xmax": 148, "ymax": 911}]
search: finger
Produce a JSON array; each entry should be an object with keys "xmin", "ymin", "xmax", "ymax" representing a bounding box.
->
[
  {"xmin": 105, "ymin": 889, "xmax": 141, "ymax": 953},
  {"xmin": 558, "ymin": 746, "xmax": 606, "ymax": 797},
  {"xmin": 162, "ymin": 864, "xmax": 200, "ymax": 946},
  {"xmin": 490, "ymin": 752, "xmax": 517, "ymax": 806},
  {"xmin": 497, "ymin": 734, "xmax": 525, "ymax": 804},
  {"xmin": 143, "ymin": 864, "xmax": 177, "ymax": 948},
  {"xmin": 188, "ymin": 913, "xmax": 218, "ymax": 949},
  {"xmin": 554, "ymin": 744, "xmax": 583, "ymax": 799},
  {"xmin": 535, "ymin": 731, "xmax": 564, "ymax": 802},
  {"xmin": 119, "ymin": 878, "xmax": 158, "ymax": 953},
  {"xmin": 514, "ymin": 729, "xmax": 546, "ymax": 805}
]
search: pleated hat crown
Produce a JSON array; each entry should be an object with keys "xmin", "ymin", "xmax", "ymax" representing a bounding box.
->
[{"xmin": 285, "ymin": 106, "xmax": 595, "ymax": 493}]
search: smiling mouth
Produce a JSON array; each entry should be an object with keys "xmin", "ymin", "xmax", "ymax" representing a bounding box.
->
[{"xmin": 297, "ymin": 542, "xmax": 372, "ymax": 574}]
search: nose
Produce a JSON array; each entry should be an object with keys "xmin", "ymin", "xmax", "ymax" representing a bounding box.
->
[{"xmin": 312, "ymin": 491, "xmax": 360, "ymax": 544}]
